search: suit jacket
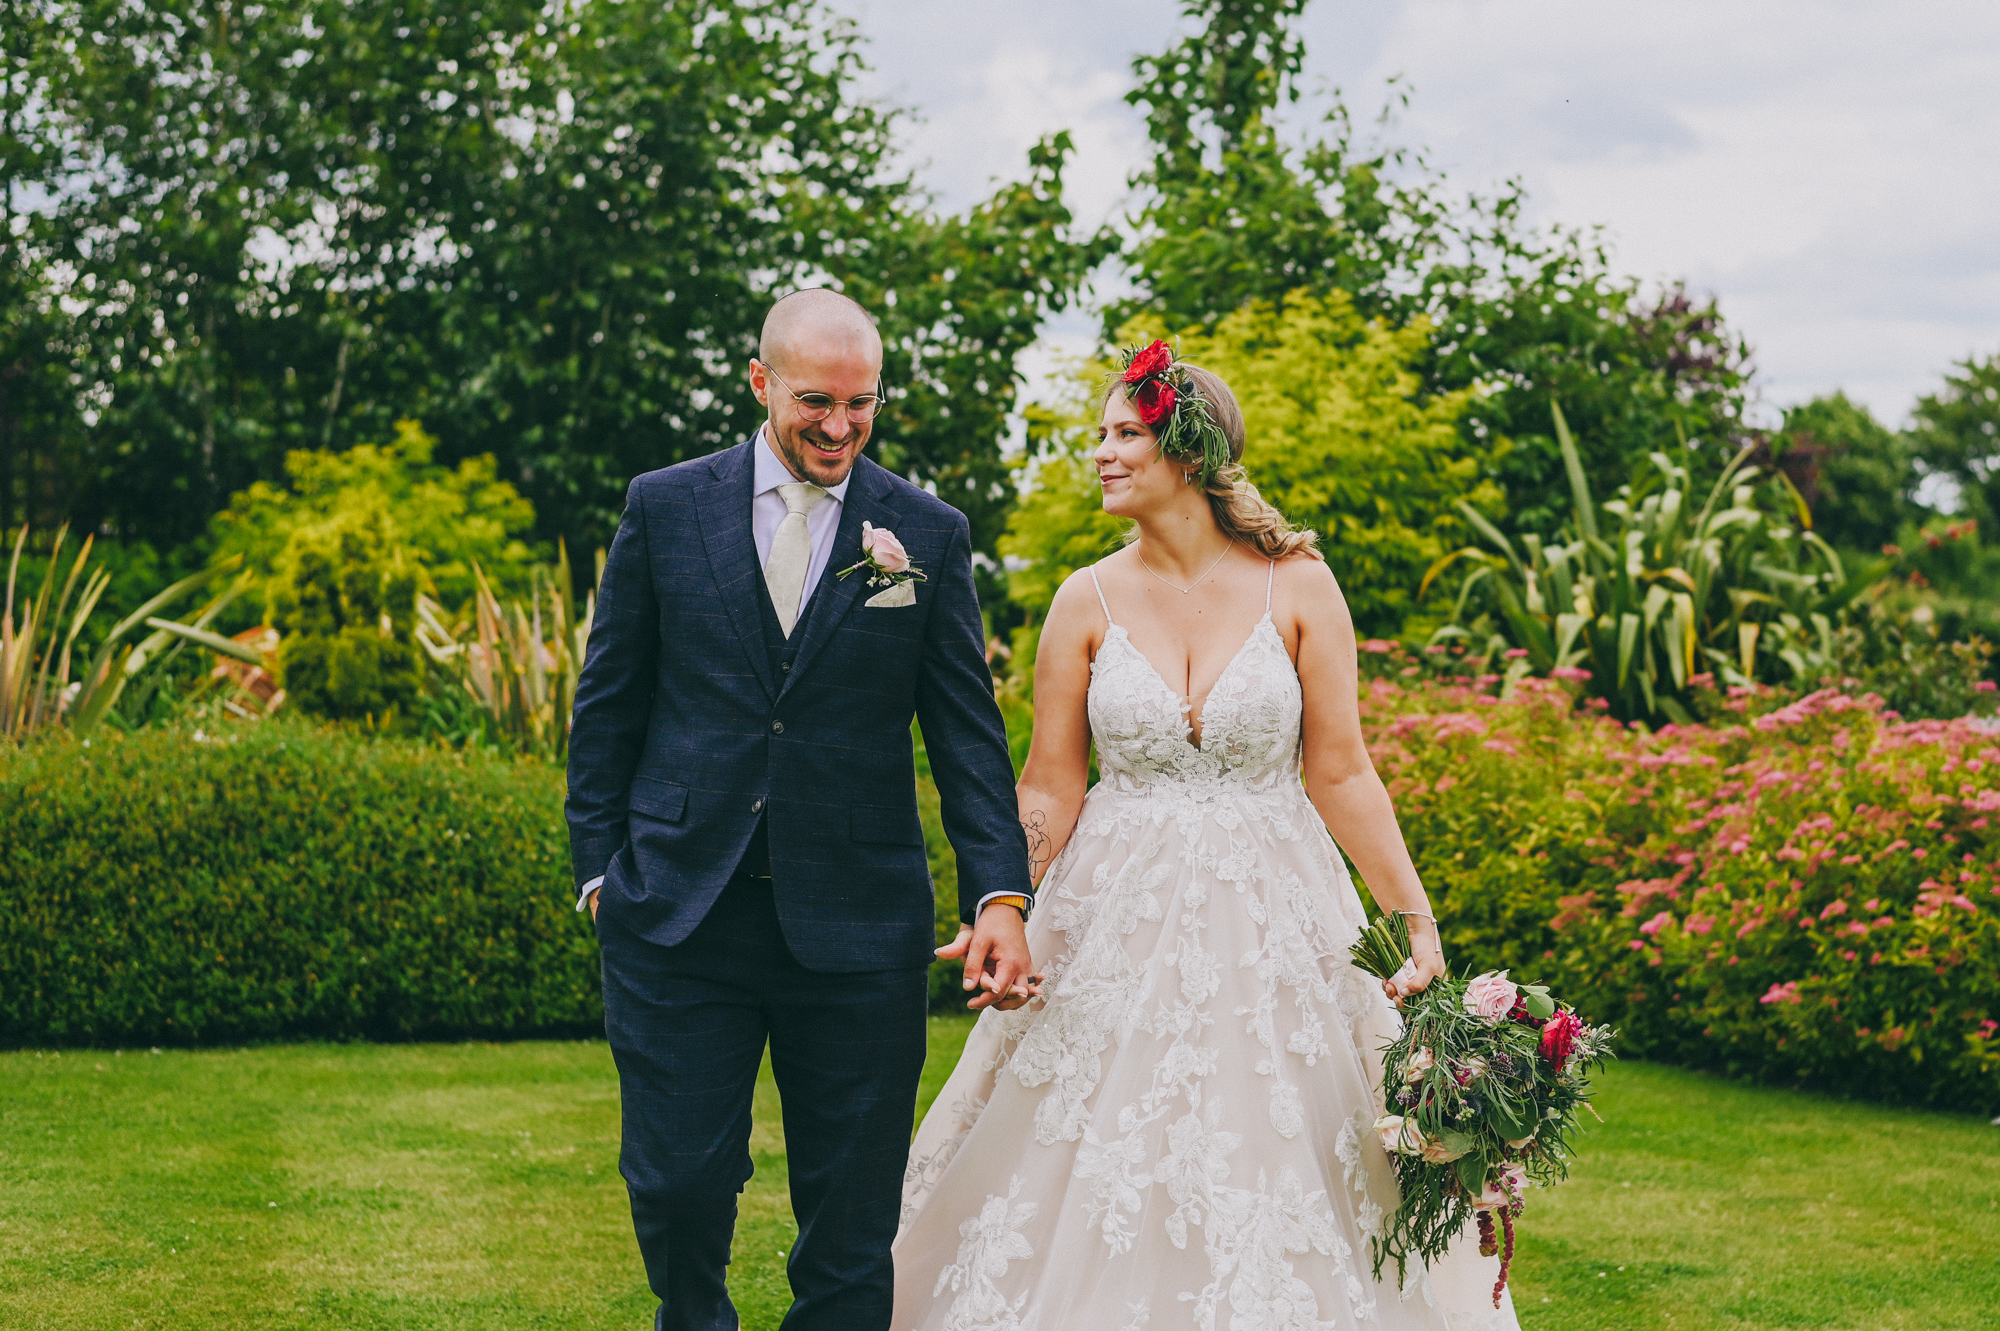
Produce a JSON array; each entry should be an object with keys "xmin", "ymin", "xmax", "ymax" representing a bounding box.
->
[{"xmin": 565, "ymin": 437, "xmax": 1031, "ymax": 972}]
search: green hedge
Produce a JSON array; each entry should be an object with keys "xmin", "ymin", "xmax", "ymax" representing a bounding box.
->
[{"xmin": 0, "ymin": 723, "xmax": 596, "ymax": 1046}]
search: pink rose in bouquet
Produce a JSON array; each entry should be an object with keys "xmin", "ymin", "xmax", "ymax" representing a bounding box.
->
[
  {"xmin": 1375, "ymin": 1114, "xmax": 1423, "ymax": 1156},
  {"xmin": 860, "ymin": 522, "xmax": 911, "ymax": 574},
  {"xmin": 1402, "ymin": 1046, "xmax": 1435, "ymax": 1083},
  {"xmin": 1462, "ymin": 970, "xmax": 1520, "ymax": 1022}
]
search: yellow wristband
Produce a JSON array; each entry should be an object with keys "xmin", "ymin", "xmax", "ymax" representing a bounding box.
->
[{"xmin": 984, "ymin": 894, "xmax": 1030, "ymax": 917}]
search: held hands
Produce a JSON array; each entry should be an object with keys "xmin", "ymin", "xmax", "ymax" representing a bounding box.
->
[
  {"xmin": 1383, "ymin": 913, "xmax": 1446, "ymax": 1008},
  {"xmin": 936, "ymin": 904, "xmax": 1043, "ymax": 1012}
]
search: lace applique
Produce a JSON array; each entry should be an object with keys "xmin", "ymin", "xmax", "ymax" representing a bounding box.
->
[
  {"xmin": 1152, "ymin": 1089, "xmax": 1242, "ymax": 1251},
  {"xmin": 903, "ymin": 1091, "xmax": 990, "ymax": 1226},
  {"xmin": 934, "ymin": 1176, "xmax": 1038, "ymax": 1331},
  {"xmin": 1185, "ymin": 1166, "xmax": 1344, "ymax": 1331}
]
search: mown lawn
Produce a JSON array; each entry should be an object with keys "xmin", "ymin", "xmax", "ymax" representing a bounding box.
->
[{"xmin": 0, "ymin": 1018, "xmax": 1994, "ymax": 1330}]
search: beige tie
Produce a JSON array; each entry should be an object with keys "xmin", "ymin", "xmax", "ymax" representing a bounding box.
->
[{"xmin": 764, "ymin": 481, "xmax": 827, "ymax": 637}]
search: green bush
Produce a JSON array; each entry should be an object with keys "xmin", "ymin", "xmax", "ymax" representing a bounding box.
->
[
  {"xmin": 1360, "ymin": 673, "xmax": 2000, "ymax": 1113},
  {"xmin": 0, "ymin": 721, "xmax": 595, "ymax": 1046},
  {"xmin": 269, "ymin": 511, "xmax": 425, "ymax": 724}
]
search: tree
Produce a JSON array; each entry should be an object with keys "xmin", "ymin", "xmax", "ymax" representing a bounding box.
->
[
  {"xmin": 1115, "ymin": 0, "xmax": 1756, "ymax": 539},
  {"xmin": 1776, "ymin": 392, "xmax": 1915, "ymax": 554},
  {"xmin": 15, "ymin": 0, "xmax": 1104, "ymax": 564},
  {"xmin": 1909, "ymin": 354, "xmax": 2000, "ymax": 531}
]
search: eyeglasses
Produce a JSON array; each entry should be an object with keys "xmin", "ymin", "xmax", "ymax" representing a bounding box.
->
[{"xmin": 758, "ymin": 362, "xmax": 885, "ymax": 424}]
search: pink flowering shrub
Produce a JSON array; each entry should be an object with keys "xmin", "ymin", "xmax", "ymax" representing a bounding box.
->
[{"xmin": 1363, "ymin": 675, "xmax": 2000, "ymax": 1113}]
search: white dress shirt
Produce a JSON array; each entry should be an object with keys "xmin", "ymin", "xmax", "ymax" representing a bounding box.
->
[{"xmin": 577, "ymin": 427, "xmax": 848, "ymax": 910}]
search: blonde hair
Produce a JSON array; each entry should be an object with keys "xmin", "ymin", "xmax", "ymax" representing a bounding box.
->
[{"xmin": 1102, "ymin": 364, "xmax": 1322, "ymax": 562}]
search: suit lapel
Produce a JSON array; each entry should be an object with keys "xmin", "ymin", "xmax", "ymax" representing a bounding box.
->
[
  {"xmin": 781, "ymin": 457, "xmax": 898, "ymax": 700},
  {"xmin": 694, "ymin": 439, "xmax": 777, "ymax": 701}
]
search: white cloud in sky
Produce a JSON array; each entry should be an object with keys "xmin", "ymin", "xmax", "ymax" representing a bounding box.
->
[{"xmin": 835, "ymin": 0, "xmax": 2000, "ymax": 426}]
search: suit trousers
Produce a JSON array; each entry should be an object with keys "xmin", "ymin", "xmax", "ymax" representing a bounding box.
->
[{"xmin": 598, "ymin": 872, "xmax": 929, "ymax": 1331}]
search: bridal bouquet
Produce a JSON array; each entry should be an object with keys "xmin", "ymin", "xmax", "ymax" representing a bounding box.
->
[{"xmin": 1350, "ymin": 913, "xmax": 1616, "ymax": 1306}]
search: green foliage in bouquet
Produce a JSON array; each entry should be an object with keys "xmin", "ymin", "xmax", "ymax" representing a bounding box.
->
[
  {"xmin": 0, "ymin": 720, "xmax": 595, "ymax": 1046},
  {"xmin": 1349, "ymin": 916, "xmax": 1614, "ymax": 1304}
]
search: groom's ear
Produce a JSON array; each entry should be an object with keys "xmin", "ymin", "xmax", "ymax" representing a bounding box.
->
[{"xmin": 747, "ymin": 358, "xmax": 772, "ymax": 409}]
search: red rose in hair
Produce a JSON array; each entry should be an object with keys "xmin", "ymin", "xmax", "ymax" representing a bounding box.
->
[
  {"xmin": 1133, "ymin": 377, "xmax": 1177, "ymax": 426},
  {"xmin": 1539, "ymin": 1009, "xmax": 1582, "ymax": 1071},
  {"xmin": 1123, "ymin": 339, "xmax": 1172, "ymax": 384}
]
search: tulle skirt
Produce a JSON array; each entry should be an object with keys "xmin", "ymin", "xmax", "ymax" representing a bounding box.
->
[{"xmin": 892, "ymin": 780, "xmax": 1519, "ymax": 1331}]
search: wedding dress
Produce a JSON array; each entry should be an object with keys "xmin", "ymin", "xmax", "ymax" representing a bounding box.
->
[{"xmin": 892, "ymin": 565, "xmax": 1519, "ymax": 1331}]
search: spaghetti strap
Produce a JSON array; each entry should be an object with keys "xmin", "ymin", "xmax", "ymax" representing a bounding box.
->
[
  {"xmin": 1264, "ymin": 560, "xmax": 1276, "ymax": 614},
  {"xmin": 1087, "ymin": 566, "xmax": 1117, "ymax": 627}
]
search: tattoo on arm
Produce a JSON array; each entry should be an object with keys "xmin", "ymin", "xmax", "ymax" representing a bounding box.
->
[{"xmin": 1022, "ymin": 809, "xmax": 1050, "ymax": 885}]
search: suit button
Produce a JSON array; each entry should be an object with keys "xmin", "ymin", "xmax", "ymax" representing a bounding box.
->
[
  {"xmin": 771, "ymin": 720, "xmax": 784, "ymax": 735},
  {"xmin": 781, "ymin": 661, "xmax": 791, "ymax": 672},
  {"xmin": 752, "ymin": 797, "xmax": 765, "ymax": 813}
]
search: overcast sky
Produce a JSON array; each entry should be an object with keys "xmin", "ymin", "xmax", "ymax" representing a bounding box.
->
[{"xmin": 831, "ymin": 0, "xmax": 2000, "ymax": 428}]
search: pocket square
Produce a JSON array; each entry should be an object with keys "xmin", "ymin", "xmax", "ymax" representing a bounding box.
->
[{"xmin": 865, "ymin": 581, "xmax": 917, "ymax": 608}]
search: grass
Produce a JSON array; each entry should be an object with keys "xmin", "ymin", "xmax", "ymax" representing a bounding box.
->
[{"xmin": 0, "ymin": 1020, "xmax": 1994, "ymax": 1330}]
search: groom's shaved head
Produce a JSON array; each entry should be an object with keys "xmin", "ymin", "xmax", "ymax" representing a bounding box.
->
[{"xmin": 759, "ymin": 288, "xmax": 881, "ymax": 374}]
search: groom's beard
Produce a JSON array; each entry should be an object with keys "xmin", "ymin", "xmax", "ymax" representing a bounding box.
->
[{"xmin": 772, "ymin": 419, "xmax": 868, "ymax": 488}]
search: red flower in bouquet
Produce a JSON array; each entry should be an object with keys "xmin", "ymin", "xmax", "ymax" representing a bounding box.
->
[
  {"xmin": 1132, "ymin": 377, "xmax": 1178, "ymax": 426},
  {"xmin": 1540, "ymin": 1009, "xmax": 1583, "ymax": 1071},
  {"xmin": 1123, "ymin": 339, "xmax": 1172, "ymax": 383}
]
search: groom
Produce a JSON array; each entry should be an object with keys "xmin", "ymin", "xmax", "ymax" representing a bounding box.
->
[{"xmin": 567, "ymin": 289, "xmax": 1035, "ymax": 1331}]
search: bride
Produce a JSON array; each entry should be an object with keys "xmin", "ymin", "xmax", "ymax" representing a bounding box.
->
[{"xmin": 894, "ymin": 343, "xmax": 1520, "ymax": 1331}]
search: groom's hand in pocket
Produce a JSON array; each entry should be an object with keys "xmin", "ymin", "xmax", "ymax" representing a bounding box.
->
[{"xmin": 938, "ymin": 908, "xmax": 1040, "ymax": 1012}]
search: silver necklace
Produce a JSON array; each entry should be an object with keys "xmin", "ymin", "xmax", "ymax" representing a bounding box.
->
[{"xmin": 1137, "ymin": 543, "xmax": 1231, "ymax": 594}]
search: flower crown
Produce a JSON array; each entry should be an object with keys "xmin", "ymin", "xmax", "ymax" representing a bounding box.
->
[{"xmin": 1113, "ymin": 338, "xmax": 1232, "ymax": 486}]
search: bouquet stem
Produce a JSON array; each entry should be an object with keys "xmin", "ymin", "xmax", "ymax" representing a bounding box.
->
[{"xmin": 1350, "ymin": 910, "xmax": 1415, "ymax": 981}]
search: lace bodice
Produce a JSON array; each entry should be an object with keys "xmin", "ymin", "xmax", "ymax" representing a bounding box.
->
[{"xmin": 1084, "ymin": 563, "xmax": 1303, "ymax": 797}]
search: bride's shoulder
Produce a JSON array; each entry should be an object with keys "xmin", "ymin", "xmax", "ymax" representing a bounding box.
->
[
  {"xmin": 1047, "ymin": 561, "xmax": 1115, "ymax": 623},
  {"xmin": 1271, "ymin": 548, "xmax": 1340, "ymax": 597},
  {"xmin": 1269, "ymin": 551, "xmax": 1349, "ymax": 632}
]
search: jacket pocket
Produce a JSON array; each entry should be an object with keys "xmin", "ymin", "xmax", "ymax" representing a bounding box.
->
[
  {"xmin": 628, "ymin": 778, "xmax": 688, "ymax": 823},
  {"xmin": 850, "ymin": 804, "xmax": 925, "ymax": 846}
]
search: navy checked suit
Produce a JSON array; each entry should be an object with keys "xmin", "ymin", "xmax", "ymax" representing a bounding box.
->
[{"xmin": 567, "ymin": 438, "xmax": 1030, "ymax": 1330}]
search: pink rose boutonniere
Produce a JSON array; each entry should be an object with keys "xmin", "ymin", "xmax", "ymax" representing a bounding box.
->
[{"xmin": 839, "ymin": 522, "xmax": 927, "ymax": 598}]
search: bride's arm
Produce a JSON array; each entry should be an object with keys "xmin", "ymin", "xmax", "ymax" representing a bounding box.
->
[
  {"xmin": 1289, "ymin": 559, "xmax": 1448, "ymax": 1002},
  {"xmin": 935, "ymin": 573, "xmax": 1096, "ymax": 1009},
  {"xmin": 1013, "ymin": 573, "xmax": 1099, "ymax": 891}
]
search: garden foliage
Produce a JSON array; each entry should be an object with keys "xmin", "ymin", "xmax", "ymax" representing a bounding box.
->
[
  {"xmin": 1353, "ymin": 662, "xmax": 2000, "ymax": 1113},
  {"xmin": 267, "ymin": 512, "xmax": 424, "ymax": 725},
  {"xmin": 210, "ymin": 420, "xmax": 539, "ymax": 609},
  {"xmin": 0, "ymin": 722, "xmax": 594, "ymax": 1046},
  {"xmin": 1434, "ymin": 406, "xmax": 1884, "ymax": 721},
  {"xmin": 5, "ymin": 0, "xmax": 1104, "ymax": 562}
]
